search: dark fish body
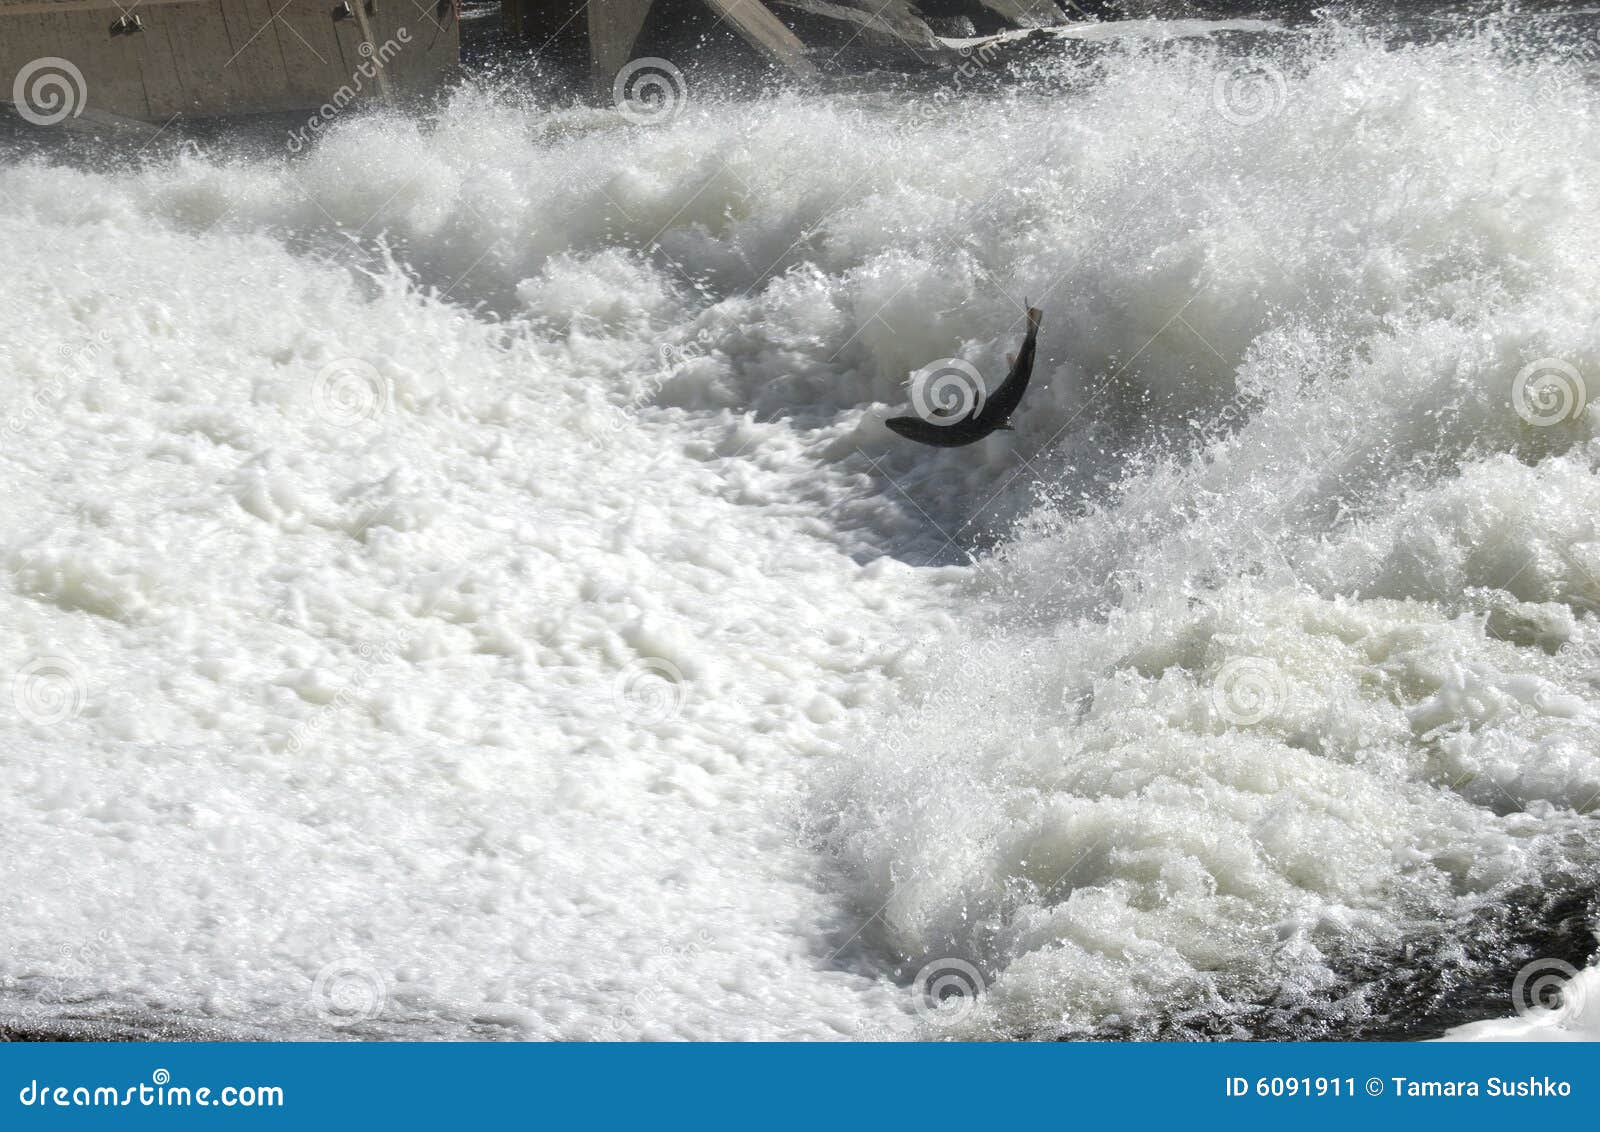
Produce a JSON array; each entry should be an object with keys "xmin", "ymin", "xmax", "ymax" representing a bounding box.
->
[
  {"xmin": 884, "ymin": 414, "xmax": 992, "ymax": 447},
  {"xmin": 885, "ymin": 307, "xmax": 1043, "ymax": 448}
]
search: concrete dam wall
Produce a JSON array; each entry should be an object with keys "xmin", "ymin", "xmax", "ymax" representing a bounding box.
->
[
  {"xmin": 0, "ymin": 0, "xmax": 459, "ymax": 123},
  {"xmin": 0, "ymin": 0, "xmax": 1087, "ymax": 126}
]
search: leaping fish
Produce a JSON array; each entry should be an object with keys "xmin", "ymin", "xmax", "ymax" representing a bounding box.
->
[{"xmin": 885, "ymin": 305, "xmax": 1043, "ymax": 448}]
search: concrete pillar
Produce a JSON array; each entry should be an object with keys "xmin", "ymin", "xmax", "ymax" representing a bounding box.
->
[
  {"xmin": 587, "ymin": 0, "xmax": 656, "ymax": 89},
  {"xmin": 585, "ymin": 0, "xmax": 815, "ymax": 92},
  {"xmin": 704, "ymin": 0, "xmax": 816, "ymax": 76}
]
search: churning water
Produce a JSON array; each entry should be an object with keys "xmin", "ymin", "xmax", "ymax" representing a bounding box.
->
[{"xmin": 2, "ymin": 6, "xmax": 1599, "ymax": 1039}]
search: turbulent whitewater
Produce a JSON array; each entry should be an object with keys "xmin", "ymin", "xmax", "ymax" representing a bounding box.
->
[{"xmin": 3, "ymin": 12, "xmax": 1599, "ymax": 1040}]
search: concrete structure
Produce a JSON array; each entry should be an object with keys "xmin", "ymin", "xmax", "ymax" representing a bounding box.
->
[
  {"xmin": 1, "ymin": 0, "xmax": 459, "ymax": 123},
  {"xmin": 2, "ymin": 0, "xmax": 1071, "ymax": 127},
  {"xmin": 499, "ymin": 0, "xmax": 815, "ymax": 90}
]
